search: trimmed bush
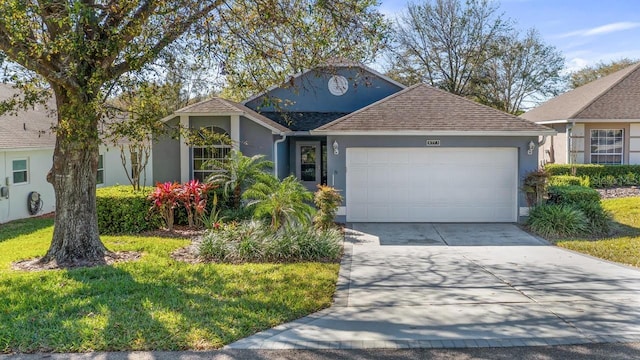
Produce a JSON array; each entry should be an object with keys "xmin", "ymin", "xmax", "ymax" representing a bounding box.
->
[
  {"xmin": 548, "ymin": 175, "xmax": 589, "ymax": 187},
  {"xmin": 199, "ymin": 220, "xmax": 342, "ymax": 263},
  {"xmin": 547, "ymin": 185, "xmax": 600, "ymax": 205},
  {"xmin": 97, "ymin": 186, "xmax": 161, "ymax": 234},
  {"xmin": 527, "ymin": 204, "xmax": 589, "ymax": 238}
]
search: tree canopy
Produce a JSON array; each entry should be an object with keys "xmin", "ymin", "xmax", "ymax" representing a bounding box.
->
[
  {"xmin": 386, "ymin": 0, "xmax": 564, "ymax": 114},
  {"xmin": 0, "ymin": 0, "xmax": 385, "ymax": 266},
  {"xmin": 569, "ymin": 58, "xmax": 638, "ymax": 89},
  {"xmin": 217, "ymin": 0, "xmax": 388, "ymax": 101}
]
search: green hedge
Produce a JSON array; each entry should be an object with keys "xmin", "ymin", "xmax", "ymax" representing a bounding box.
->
[
  {"xmin": 545, "ymin": 164, "xmax": 640, "ymax": 188},
  {"xmin": 545, "ymin": 164, "xmax": 640, "ymax": 177},
  {"xmin": 97, "ymin": 186, "xmax": 161, "ymax": 234},
  {"xmin": 547, "ymin": 185, "xmax": 600, "ymax": 205},
  {"xmin": 548, "ymin": 175, "xmax": 589, "ymax": 187}
]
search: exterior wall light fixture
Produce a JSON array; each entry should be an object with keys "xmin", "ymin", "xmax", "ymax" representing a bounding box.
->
[{"xmin": 527, "ymin": 140, "xmax": 535, "ymax": 155}]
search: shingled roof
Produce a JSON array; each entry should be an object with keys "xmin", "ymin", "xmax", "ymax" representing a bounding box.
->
[
  {"xmin": 314, "ymin": 83, "xmax": 553, "ymax": 135},
  {"xmin": 521, "ymin": 62, "xmax": 640, "ymax": 122},
  {"xmin": 0, "ymin": 84, "xmax": 56, "ymax": 150},
  {"xmin": 174, "ymin": 97, "xmax": 290, "ymax": 133}
]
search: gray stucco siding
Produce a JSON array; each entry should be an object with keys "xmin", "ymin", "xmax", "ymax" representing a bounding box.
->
[
  {"xmin": 245, "ymin": 67, "xmax": 403, "ymax": 113},
  {"xmin": 239, "ymin": 115, "xmax": 274, "ymax": 160},
  {"xmin": 327, "ymin": 135, "xmax": 540, "ymax": 223},
  {"xmin": 152, "ymin": 117, "xmax": 181, "ymax": 183},
  {"xmin": 190, "ymin": 116, "xmax": 231, "ymax": 132}
]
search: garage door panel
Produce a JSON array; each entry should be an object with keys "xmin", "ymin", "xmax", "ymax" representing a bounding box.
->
[{"xmin": 346, "ymin": 147, "xmax": 517, "ymax": 223}]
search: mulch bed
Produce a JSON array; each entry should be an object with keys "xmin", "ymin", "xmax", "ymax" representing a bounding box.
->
[
  {"xmin": 171, "ymin": 235, "xmax": 205, "ymax": 264},
  {"xmin": 596, "ymin": 186, "xmax": 640, "ymax": 199},
  {"xmin": 12, "ymin": 251, "xmax": 142, "ymax": 271}
]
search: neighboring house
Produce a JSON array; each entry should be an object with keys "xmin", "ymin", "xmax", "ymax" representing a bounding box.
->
[
  {"xmin": 521, "ymin": 62, "xmax": 640, "ymax": 165},
  {"xmin": 154, "ymin": 62, "xmax": 554, "ymax": 223},
  {"xmin": 0, "ymin": 84, "xmax": 150, "ymax": 224}
]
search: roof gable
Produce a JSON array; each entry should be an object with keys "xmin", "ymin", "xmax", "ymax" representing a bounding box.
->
[
  {"xmin": 315, "ymin": 83, "xmax": 553, "ymax": 134},
  {"xmin": 243, "ymin": 62, "xmax": 406, "ymax": 109},
  {"xmin": 521, "ymin": 62, "xmax": 640, "ymax": 122},
  {"xmin": 173, "ymin": 97, "xmax": 290, "ymax": 133}
]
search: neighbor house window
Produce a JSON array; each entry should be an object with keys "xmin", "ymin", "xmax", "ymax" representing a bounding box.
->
[
  {"xmin": 97, "ymin": 154, "xmax": 104, "ymax": 184},
  {"xmin": 192, "ymin": 126, "xmax": 231, "ymax": 182},
  {"xmin": 12, "ymin": 159, "xmax": 28, "ymax": 184},
  {"xmin": 590, "ymin": 129, "xmax": 624, "ymax": 164}
]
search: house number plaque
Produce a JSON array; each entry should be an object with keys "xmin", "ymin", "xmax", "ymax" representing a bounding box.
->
[{"xmin": 426, "ymin": 139, "xmax": 441, "ymax": 146}]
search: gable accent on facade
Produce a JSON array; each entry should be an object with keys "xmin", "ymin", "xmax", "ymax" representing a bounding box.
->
[{"xmin": 241, "ymin": 61, "xmax": 407, "ymax": 107}]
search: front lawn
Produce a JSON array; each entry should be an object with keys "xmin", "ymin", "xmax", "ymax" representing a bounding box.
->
[
  {"xmin": 0, "ymin": 218, "xmax": 339, "ymax": 353},
  {"xmin": 556, "ymin": 197, "xmax": 640, "ymax": 267}
]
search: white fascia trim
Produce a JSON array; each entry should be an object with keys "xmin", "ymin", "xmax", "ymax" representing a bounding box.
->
[
  {"xmin": 163, "ymin": 111, "xmax": 285, "ymax": 134},
  {"xmin": 159, "ymin": 113, "xmax": 181, "ymax": 123},
  {"xmin": 534, "ymin": 120, "xmax": 569, "ymax": 124},
  {"xmin": 0, "ymin": 146, "xmax": 55, "ymax": 152},
  {"xmin": 310, "ymin": 130, "xmax": 558, "ymax": 136},
  {"xmin": 570, "ymin": 118, "xmax": 640, "ymax": 123},
  {"xmin": 174, "ymin": 112, "xmax": 242, "ymax": 117}
]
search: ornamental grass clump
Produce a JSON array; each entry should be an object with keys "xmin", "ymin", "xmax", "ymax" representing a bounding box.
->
[
  {"xmin": 199, "ymin": 221, "xmax": 342, "ymax": 263},
  {"xmin": 527, "ymin": 204, "xmax": 589, "ymax": 238}
]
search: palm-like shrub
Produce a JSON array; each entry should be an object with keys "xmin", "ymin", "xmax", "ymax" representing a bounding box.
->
[
  {"xmin": 205, "ymin": 149, "xmax": 273, "ymax": 208},
  {"xmin": 243, "ymin": 174, "xmax": 315, "ymax": 230}
]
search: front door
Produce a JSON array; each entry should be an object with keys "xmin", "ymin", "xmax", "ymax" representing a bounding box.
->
[{"xmin": 296, "ymin": 141, "xmax": 321, "ymax": 190}]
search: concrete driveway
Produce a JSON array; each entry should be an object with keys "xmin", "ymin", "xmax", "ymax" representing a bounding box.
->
[{"xmin": 227, "ymin": 223, "xmax": 640, "ymax": 349}]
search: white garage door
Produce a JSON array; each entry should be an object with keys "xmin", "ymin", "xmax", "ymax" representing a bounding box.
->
[{"xmin": 346, "ymin": 147, "xmax": 518, "ymax": 222}]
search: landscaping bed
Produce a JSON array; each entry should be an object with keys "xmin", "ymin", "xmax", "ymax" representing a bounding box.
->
[{"xmin": 0, "ymin": 218, "xmax": 340, "ymax": 353}]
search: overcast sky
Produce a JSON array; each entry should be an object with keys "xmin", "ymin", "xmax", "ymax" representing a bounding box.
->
[{"xmin": 378, "ymin": 0, "xmax": 640, "ymax": 72}]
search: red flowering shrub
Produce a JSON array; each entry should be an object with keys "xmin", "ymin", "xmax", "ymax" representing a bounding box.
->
[
  {"xmin": 149, "ymin": 182, "xmax": 180, "ymax": 230},
  {"xmin": 176, "ymin": 179, "xmax": 211, "ymax": 227}
]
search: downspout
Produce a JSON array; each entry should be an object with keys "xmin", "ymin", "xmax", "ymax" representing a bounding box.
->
[
  {"xmin": 273, "ymin": 133, "xmax": 287, "ymax": 178},
  {"xmin": 537, "ymin": 136, "xmax": 547, "ymax": 146}
]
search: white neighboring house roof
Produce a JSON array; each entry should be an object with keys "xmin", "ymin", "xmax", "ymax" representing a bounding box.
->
[
  {"xmin": 241, "ymin": 60, "xmax": 407, "ymax": 106},
  {"xmin": 166, "ymin": 97, "xmax": 290, "ymax": 133},
  {"xmin": 0, "ymin": 84, "xmax": 56, "ymax": 151}
]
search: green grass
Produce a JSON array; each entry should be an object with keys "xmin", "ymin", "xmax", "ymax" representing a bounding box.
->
[
  {"xmin": 556, "ymin": 197, "xmax": 640, "ymax": 267},
  {"xmin": 0, "ymin": 219, "xmax": 339, "ymax": 353}
]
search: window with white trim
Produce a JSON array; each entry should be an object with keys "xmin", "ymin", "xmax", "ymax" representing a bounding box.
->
[
  {"xmin": 12, "ymin": 159, "xmax": 28, "ymax": 184},
  {"xmin": 192, "ymin": 126, "xmax": 231, "ymax": 182},
  {"xmin": 97, "ymin": 154, "xmax": 104, "ymax": 184},
  {"xmin": 590, "ymin": 129, "xmax": 624, "ymax": 164}
]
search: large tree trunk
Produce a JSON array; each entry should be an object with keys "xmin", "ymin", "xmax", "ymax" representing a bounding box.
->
[{"xmin": 40, "ymin": 87, "xmax": 108, "ymax": 267}]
